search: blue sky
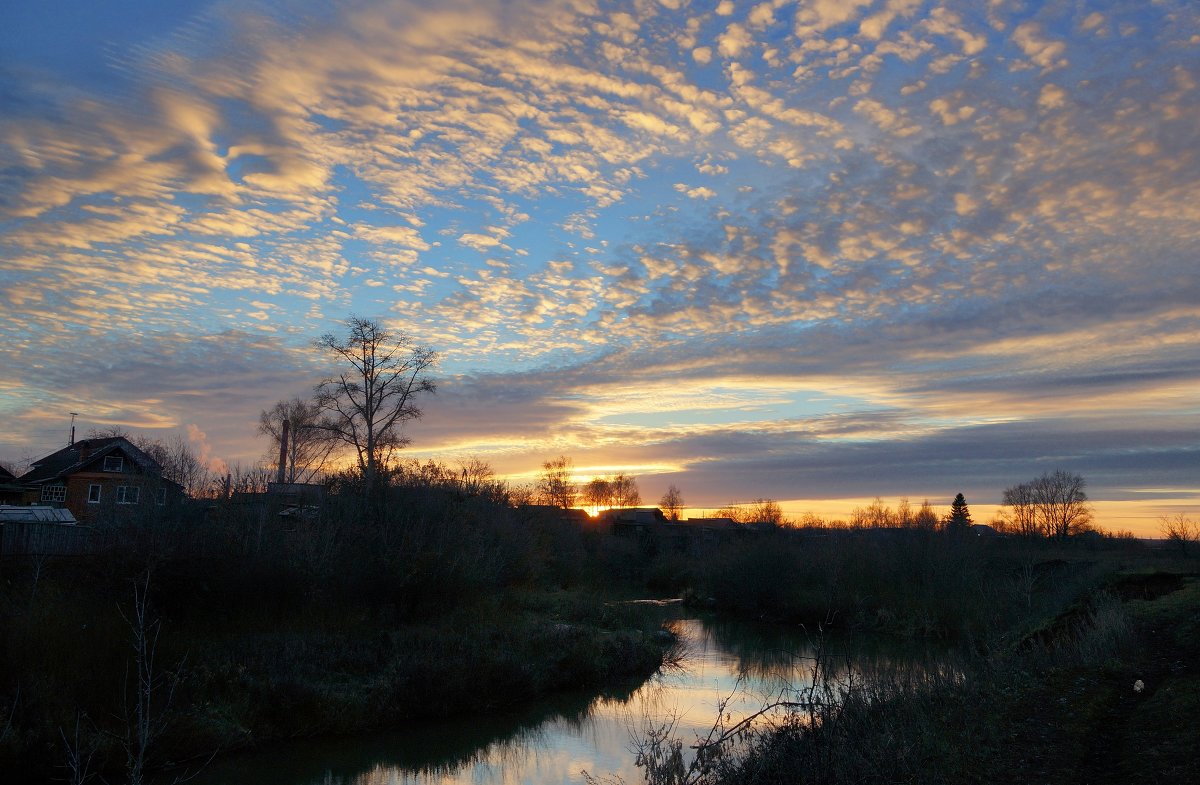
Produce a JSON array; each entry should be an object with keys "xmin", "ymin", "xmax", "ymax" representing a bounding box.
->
[{"xmin": 2, "ymin": 0, "xmax": 1197, "ymax": 532}]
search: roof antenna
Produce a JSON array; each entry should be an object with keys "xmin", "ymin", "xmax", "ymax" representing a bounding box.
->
[{"xmin": 69, "ymin": 412, "xmax": 78, "ymax": 446}]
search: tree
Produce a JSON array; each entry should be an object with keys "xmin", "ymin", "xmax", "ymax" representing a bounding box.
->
[
  {"xmin": 1160, "ymin": 514, "xmax": 1198, "ymax": 555},
  {"xmin": 582, "ymin": 476, "xmax": 613, "ymax": 510},
  {"xmin": 1001, "ymin": 481, "xmax": 1040, "ymax": 537},
  {"xmin": 913, "ymin": 499, "xmax": 940, "ymax": 530},
  {"xmin": 716, "ymin": 498, "xmax": 784, "ymax": 525},
  {"xmin": 851, "ymin": 497, "xmax": 896, "ymax": 528},
  {"xmin": 610, "ymin": 473, "xmax": 641, "ymax": 508},
  {"xmin": 258, "ymin": 397, "xmax": 333, "ymax": 484},
  {"xmin": 746, "ymin": 498, "xmax": 785, "ymax": 525},
  {"xmin": 1004, "ymin": 470, "xmax": 1092, "ymax": 539},
  {"xmin": 945, "ymin": 493, "xmax": 972, "ymax": 532},
  {"xmin": 538, "ymin": 455, "xmax": 577, "ymax": 509},
  {"xmin": 313, "ymin": 317, "xmax": 437, "ymax": 499},
  {"xmin": 90, "ymin": 427, "xmax": 210, "ymax": 497},
  {"xmin": 659, "ymin": 485, "xmax": 684, "ymax": 521},
  {"xmin": 1032, "ymin": 470, "xmax": 1092, "ymax": 539}
]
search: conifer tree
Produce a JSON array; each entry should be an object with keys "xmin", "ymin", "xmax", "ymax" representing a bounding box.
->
[{"xmin": 946, "ymin": 492, "xmax": 973, "ymax": 532}]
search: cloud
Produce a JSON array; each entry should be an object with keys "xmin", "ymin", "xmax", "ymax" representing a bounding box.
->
[{"xmin": 1, "ymin": 0, "xmax": 1197, "ymax": 532}]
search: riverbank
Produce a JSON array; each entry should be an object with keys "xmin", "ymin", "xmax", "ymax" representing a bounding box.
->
[
  {"xmin": 0, "ymin": 557, "xmax": 672, "ymax": 784},
  {"xmin": 641, "ymin": 556, "xmax": 1200, "ymax": 785}
]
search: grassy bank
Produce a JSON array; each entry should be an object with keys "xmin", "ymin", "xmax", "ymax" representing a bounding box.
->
[
  {"xmin": 630, "ymin": 550, "xmax": 1200, "ymax": 785},
  {"xmin": 0, "ymin": 558, "xmax": 669, "ymax": 784},
  {"xmin": 0, "ymin": 479, "xmax": 674, "ymax": 784}
]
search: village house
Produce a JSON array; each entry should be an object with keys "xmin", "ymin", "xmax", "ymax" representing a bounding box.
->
[
  {"xmin": 15, "ymin": 437, "xmax": 184, "ymax": 523},
  {"xmin": 0, "ymin": 465, "xmax": 26, "ymax": 506}
]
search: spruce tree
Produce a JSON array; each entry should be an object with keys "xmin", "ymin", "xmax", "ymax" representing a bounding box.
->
[{"xmin": 947, "ymin": 492, "xmax": 972, "ymax": 532}]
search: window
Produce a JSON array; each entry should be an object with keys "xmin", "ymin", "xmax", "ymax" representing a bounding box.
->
[
  {"xmin": 116, "ymin": 485, "xmax": 140, "ymax": 505},
  {"xmin": 40, "ymin": 484, "xmax": 67, "ymax": 503},
  {"xmin": 155, "ymin": 487, "xmax": 167, "ymax": 506},
  {"xmin": 103, "ymin": 455, "xmax": 124, "ymax": 472},
  {"xmin": 87, "ymin": 484, "xmax": 102, "ymax": 504}
]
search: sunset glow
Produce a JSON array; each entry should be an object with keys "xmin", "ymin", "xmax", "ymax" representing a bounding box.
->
[{"xmin": 2, "ymin": 0, "xmax": 1197, "ymax": 535}]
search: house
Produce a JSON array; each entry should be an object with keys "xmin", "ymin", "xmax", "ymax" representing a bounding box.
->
[
  {"xmin": 0, "ymin": 465, "xmax": 26, "ymax": 505},
  {"xmin": 16, "ymin": 437, "xmax": 184, "ymax": 522}
]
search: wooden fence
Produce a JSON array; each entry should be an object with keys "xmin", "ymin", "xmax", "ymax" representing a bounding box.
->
[{"xmin": 0, "ymin": 521, "xmax": 104, "ymax": 557}]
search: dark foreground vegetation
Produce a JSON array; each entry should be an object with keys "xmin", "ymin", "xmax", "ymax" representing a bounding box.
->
[
  {"xmin": 0, "ymin": 473, "xmax": 673, "ymax": 784},
  {"xmin": 626, "ymin": 538, "xmax": 1200, "ymax": 785},
  {"xmin": 3, "ymin": 462, "xmax": 1196, "ymax": 785}
]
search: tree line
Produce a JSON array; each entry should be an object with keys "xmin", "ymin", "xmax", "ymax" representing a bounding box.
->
[{"xmin": 16, "ymin": 314, "xmax": 1182, "ymax": 542}]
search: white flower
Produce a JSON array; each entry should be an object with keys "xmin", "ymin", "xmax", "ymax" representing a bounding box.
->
[{"xmin": 1133, "ymin": 679, "xmax": 1145, "ymax": 693}]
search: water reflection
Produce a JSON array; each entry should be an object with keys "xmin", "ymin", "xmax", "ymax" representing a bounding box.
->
[{"xmin": 191, "ymin": 616, "xmax": 934, "ymax": 785}]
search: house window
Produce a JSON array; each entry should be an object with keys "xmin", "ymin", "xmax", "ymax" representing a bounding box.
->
[
  {"xmin": 88, "ymin": 484, "xmax": 102, "ymax": 504},
  {"xmin": 103, "ymin": 456, "xmax": 124, "ymax": 472},
  {"xmin": 155, "ymin": 487, "xmax": 167, "ymax": 506},
  {"xmin": 116, "ymin": 486, "xmax": 140, "ymax": 505},
  {"xmin": 40, "ymin": 484, "xmax": 67, "ymax": 503}
]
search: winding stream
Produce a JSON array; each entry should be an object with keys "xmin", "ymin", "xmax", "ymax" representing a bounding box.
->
[{"xmin": 191, "ymin": 615, "xmax": 928, "ymax": 785}]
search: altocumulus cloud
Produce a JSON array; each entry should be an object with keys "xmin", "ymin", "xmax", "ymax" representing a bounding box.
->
[{"xmin": 0, "ymin": 0, "xmax": 1197, "ymax": 531}]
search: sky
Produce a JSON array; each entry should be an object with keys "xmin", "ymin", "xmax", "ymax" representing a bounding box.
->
[{"xmin": 1, "ymin": 0, "xmax": 1197, "ymax": 534}]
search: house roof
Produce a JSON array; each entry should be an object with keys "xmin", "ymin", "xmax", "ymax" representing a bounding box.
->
[
  {"xmin": 20, "ymin": 437, "xmax": 165, "ymax": 485},
  {"xmin": 0, "ymin": 505, "xmax": 77, "ymax": 524},
  {"xmin": 0, "ymin": 466, "xmax": 15, "ymax": 482}
]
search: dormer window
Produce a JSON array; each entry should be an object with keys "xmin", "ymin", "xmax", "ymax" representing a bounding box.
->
[{"xmin": 103, "ymin": 456, "xmax": 124, "ymax": 472}]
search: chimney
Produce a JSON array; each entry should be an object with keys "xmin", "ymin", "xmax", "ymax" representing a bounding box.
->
[{"xmin": 275, "ymin": 418, "xmax": 290, "ymax": 485}]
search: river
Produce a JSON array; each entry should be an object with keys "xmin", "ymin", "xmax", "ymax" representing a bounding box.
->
[{"xmin": 190, "ymin": 614, "xmax": 929, "ymax": 785}]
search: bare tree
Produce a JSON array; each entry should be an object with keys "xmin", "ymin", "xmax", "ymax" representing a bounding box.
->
[
  {"xmin": 1160, "ymin": 514, "xmax": 1198, "ymax": 555},
  {"xmin": 716, "ymin": 498, "xmax": 784, "ymax": 525},
  {"xmin": 138, "ymin": 434, "xmax": 210, "ymax": 498},
  {"xmin": 313, "ymin": 317, "xmax": 437, "ymax": 499},
  {"xmin": 117, "ymin": 572, "xmax": 181, "ymax": 785},
  {"xmin": 537, "ymin": 455, "xmax": 578, "ymax": 509},
  {"xmin": 746, "ymin": 498, "xmax": 785, "ymax": 525},
  {"xmin": 1034, "ymin": 471, "xmax": 1092, "ymax": 538},
  {"xmin": 610, "ymin": 473, "xmax": 641, "ymax": 509},
  {"xmin": 582, "ymin": 476, "xmax": 613, "ymax": 510},
  {"xmin": 258, "ymin": 397, "xmax": 334, "ymax": 484},
  {"xmin": 659, "ymin": 485, "xmax": 684, "ymax": 521},
  {"xmin": 456, "ymin": 456, "xmax": 497, "ymax": 497},
  {"xmin": 1001, "ymin": 481, "xmax": 1040, "ymax": 536},
  {"xmin": 850, "ymin": 497, "xmax": 896, "ymax": 528},
  {"xmin": 913, "ymin": 500, "xmax": 940, "ymax": 530},
  {"xmin": 88, "ymin": 428, "xmax": 209, "ymax": 498},
  {"xmin": 1004, "ymin": 470, "xmax": 1092, "ymax": 539}
]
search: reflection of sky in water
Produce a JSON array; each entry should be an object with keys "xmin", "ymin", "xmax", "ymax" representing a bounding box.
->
[{"xmin": 194, "ymin": 618, "xmax": 925, "ymax": 785}]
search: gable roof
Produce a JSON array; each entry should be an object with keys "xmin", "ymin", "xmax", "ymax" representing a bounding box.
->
[
  {"xmin": 0, "ymin": 465, "xmax": 15, "ymax": 482},
  {"xmin": 20, "ymin": 437, "xmax": 165, "ymax": 485}
]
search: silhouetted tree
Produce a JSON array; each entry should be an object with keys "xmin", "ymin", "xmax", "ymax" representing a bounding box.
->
[
  {"xmin": 582, "ymin": 476, "xmax": 613, "ymax": 509},
  {"xmin": 717, "ymin": 498, "xmax": 784, "ymax": 525},
  {"xmin": 746, "ymin": 498, "xmax": 785, "ymax": 525},
  {"xmin": 1001, "ymin": 481, "xmax": 1040, "ymax": 536},
  {"xmin": 913, "ymin": 499, "xmax": 940, "ymax": 530},
  {"xmin": 659, "ymin": 485, "xmax": 684, "ymax": 520},
  {"xmin": 538, "ymin": 455, "xmax": 577, "ymax": 509},
  {"xmin": 313, "ymin": 317, "xmax": 437, "ymax": 499},
  {"xmin": 610, "ymin": 473, "xmax": 641, "ymax": 508},
  {"xmin": 1160, "ymin": 514, "xmax": 1198, "ymax": 555},
  {"xmin": 946, "ymin": 493, "xmax": 972, "ymax": 532},
  {"xmin": 258, "ymin": 397, "xmax": 334, "ymax": 484},
  {"xmin": 1003, "ymin": 470, "xmax": 1092, "ymax": 539},
  {"xmin": 1032, "ymin": 470, "xmax": 1092, "ymax": 539},
  {"xmin": 89, "ymin": 427, "xmax": 211, "ymax": 497}
]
